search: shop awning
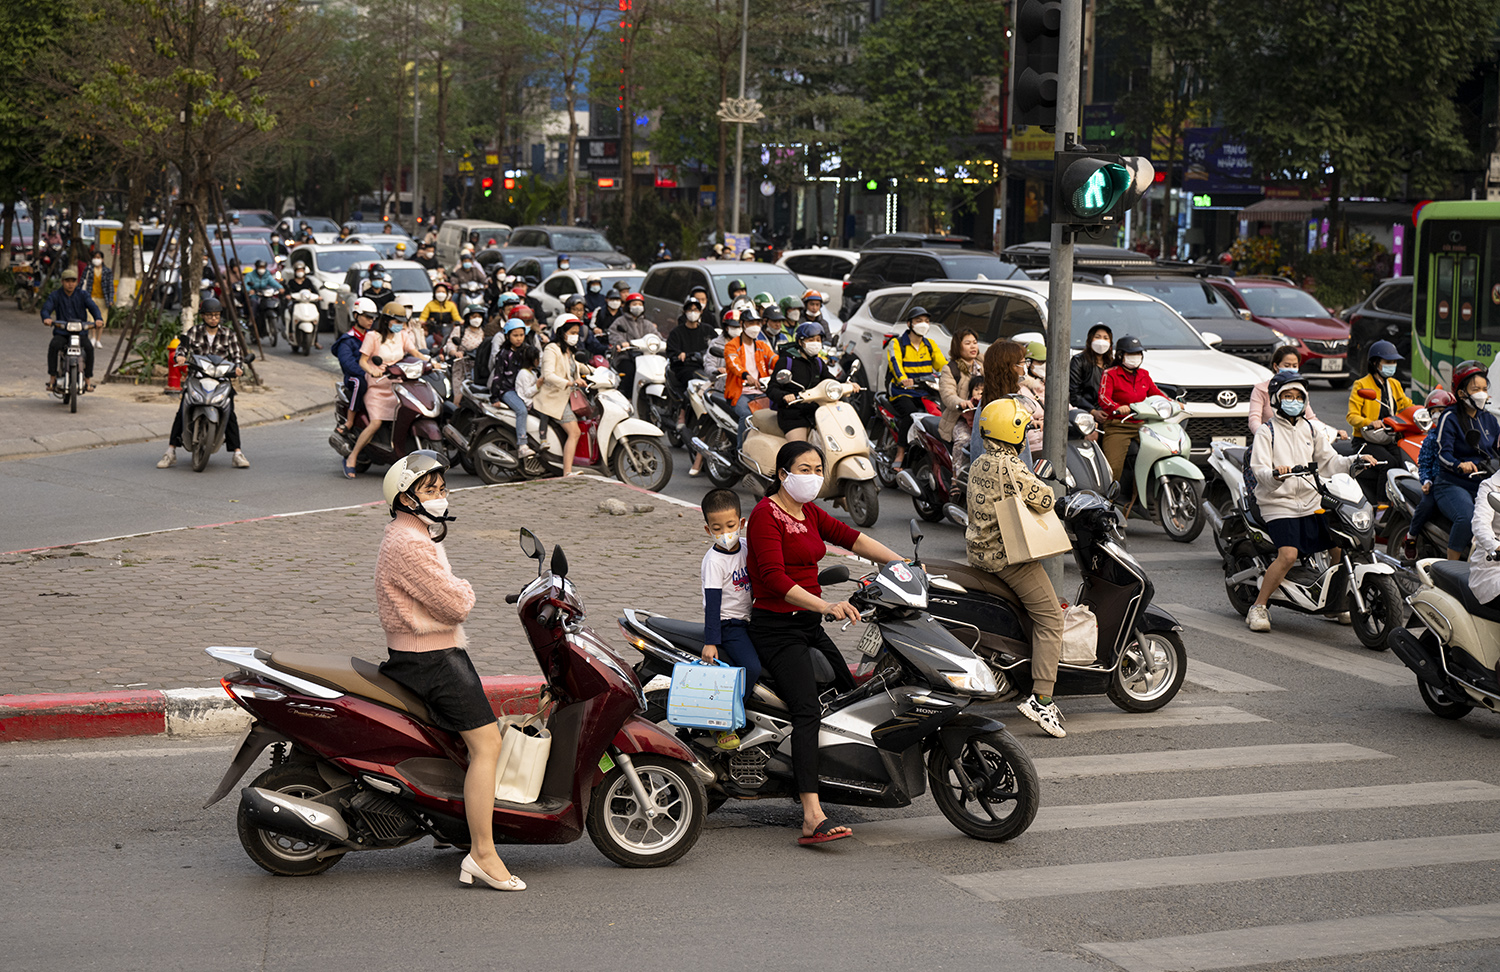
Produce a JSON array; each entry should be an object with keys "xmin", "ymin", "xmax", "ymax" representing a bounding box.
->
[{"xmin": 1237, "ymin": 199, "xmax": 1325, "ymax": 223}]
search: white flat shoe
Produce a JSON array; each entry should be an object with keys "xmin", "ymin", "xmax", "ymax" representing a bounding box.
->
[{"xmin": 459, "ymin": 853, "xmax": 525, "ymax": 891}]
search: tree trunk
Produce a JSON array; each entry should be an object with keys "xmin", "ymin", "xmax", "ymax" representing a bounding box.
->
[
  {"xmin": 566, "ymin": 78, "xmax": 579, "ymax": 224},
  {"xmin": 1, "ymin": 199, "xmax": 14, "ymax": 272},
  {"xmin": 621, "ymin": 31, "xmax": 635, "ymax": 237},
  {"xmin": 812, "ymin": 147, "xmax": 825, "ymax": 244},
  {"xmin": 121, "ymin": 165, "xmax": 148, "ymax": 285},
  {"xmin": 716, "ymin": 77, "xmax": 728, "ymax": 239},
  {"xmin": 394, "ymin": 62, "xmax": 404, "ymax": 224},
  {"xmin": 1327, "ymin": 166, "xmax": 1342, "ymax": 253},
  {"xmin": 1159, "ymin": 134, "xmax": 1177, "ymax": 259}
]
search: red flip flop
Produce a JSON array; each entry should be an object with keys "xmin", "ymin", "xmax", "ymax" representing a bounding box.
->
[{"xmin": 798, "ymin": 819, "xmax": 852, "ymax": 846}]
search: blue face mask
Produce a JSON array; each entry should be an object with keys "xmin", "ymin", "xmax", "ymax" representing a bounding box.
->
[
  {"xmin": 390, "ymin": 322, "xmax": 404, "ymax": 333},
  {"xmin": 1280, "ymin": 398, "xmax": 1305, "ymax": 417},
  {"xmin": 1277, "ymin": 367, "xmax": 1299, "ymax": 376},
  {"xmin": 1380, "ymin": 363, "xmax": 1397, "ymax": 378}
]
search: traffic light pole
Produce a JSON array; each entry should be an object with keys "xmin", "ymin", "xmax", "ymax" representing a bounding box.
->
[{"xmin": 1040, "ymin": 0, "xmax": 1083, "ymax": 591}]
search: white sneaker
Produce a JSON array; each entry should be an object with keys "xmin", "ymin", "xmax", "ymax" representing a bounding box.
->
[
  {"xmin": 231, "ymin": 450, "xmax": 250, "ymax": 469},
  {"xmin": 156, "ymin": 448, "xmax": 176, "ymax": 469},
  {"xmin": 1017, "ymin": 695, "xmax": 1066, "ymax": 738},
  {"xmin": 1247, "ymin": 604, "xmax": 1270, "ymax": 632},
  {"xmin": 518, "ymin": 445, "xmax": 534, "ymax": 458}
]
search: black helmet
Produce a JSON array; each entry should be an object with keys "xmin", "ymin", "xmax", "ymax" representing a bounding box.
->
[
  {"xmin": 763, "ymin": 304, "xmax": 786, "ymax": 322},
  {"xmin": 1267, "ymin": 370, "xmax": 1309, "ymax": 404},
  {"xmin": 199, "ymin": 297, "xmax": 222, "ymax": 315},
  {"xmin": 564, "ymin": 293, "xmax": 587, "ymax": 310},
  {"xmin": 369, "ymin": 263, "xmax": 386, "ymax": 276},
  {"xmin": 905, "ymin": 305, "xmax": 930, "ymax": 322},
  {"xmin": 1115, "ymin": 335, "xmax": 1144, "ymax": 356},
  {"xmin": 728, "ymin": 278, "xmax": 747, "ymax": 294},
  {"xmin": 682, "ymin": 297, "xmax": 702, "ymax": 311}
]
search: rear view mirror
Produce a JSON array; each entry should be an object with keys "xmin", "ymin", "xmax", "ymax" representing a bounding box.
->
[
  {"xmin": 910, "ymin": 518, "xmax": 923, "ymax": 545},
  {"xmin": 1357, "ymin": 388, "xmax": 1379, "ymax": 401},
  {"xmin": 550, "ymin": 544, "xmax": 569, "ymax": 579},
  {"xmin": 817, "ymin": 565, "xmax": 850, "ymax": 586},
  {"xmin": 1200, "ymin": 331, "xmax": 1223, "ymax": 347},
  {"xmin": 775, "ymin": 369, "xmax": 792, "ymax": 384},
  {"xmin": 519, "ymin": 528, "xmax": 542, "ymax": 561},
  {"xmin": 1107, "ymin": 480, "xmax": 1121, "ymax": 502}
]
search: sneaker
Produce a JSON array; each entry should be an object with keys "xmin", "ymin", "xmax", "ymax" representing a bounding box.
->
[
  {"xmin": 156, "ymin": 448, "xmax": 176, "ymax": 469},
  {"xmin": 231, "ymin": 449, "xmax": 250, "ymax": 469},
  {"xmin": 1017, "ymin": 695, "xmax": 1066, "ymax": 738},
  {"xmin": 714, "ymin": 730, "xmax": 741, "ymax": 750},
  {"xmin": 518, "ymin": 445, "xmax": 534, "ymax": 458},
  {"xmin": 1247, "ymin": 604, "xmax": 1270, "ymax": 632},
  {"xmin": 1402, "ymin": 534, "xmax": 1418, "ymax": 560}
]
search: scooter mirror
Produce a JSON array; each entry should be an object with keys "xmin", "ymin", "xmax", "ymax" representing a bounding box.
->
[
  {"xmin": 1357, "ymin": 387, "xmax": 1379, "ymax": 401},
  {"xmin": 245, "ymin": 353, "xmax": 256, "ymax": 363},
  {"xmin": 817, "ymin": 565, "xmax": 850, "ymax": 586},
  {"xmin": 775, "ymin": 369, "xmax": 792, "ymax": 384},
  {"xmin": 519, "ymin": 528, "xmax": 542, "ymax": 561},
  {"xmin": 550, "ymin": 544, "xmax": 569, "ymax": 579},
  {"xmin": 909, "ymin": 518, "xmax": 923, "ymax": 546}
]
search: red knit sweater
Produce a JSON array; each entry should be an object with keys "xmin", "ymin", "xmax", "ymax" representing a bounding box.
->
[{"xmin": 746, "ymin": 497, "xmax": 860, "ymax": 613}]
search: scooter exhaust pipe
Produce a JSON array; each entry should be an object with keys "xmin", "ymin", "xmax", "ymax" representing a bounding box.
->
[
  {"xmin": 327, "ymin": 433, "xmax": 352, "ymax": 458},
  {"xmin": 1387, "ymin": 627, "xmax": 1449, "ymax": 691},
  {"xmin": 895, "ymin": 469, "xmax": 922, "ymax": 497},
  {"xmin": 442, "ymin": 424, "xmax": 471, "ymax": 452},
  {"xmin": 943, "ymin": 504, "xmax": 968, "ymax": 527},
  {"xmin": 240, "ymin": 786, "xmax": 351, "ymax": 844},
  {"xmin": 1202, "ymin": 501, "xmax": 1225, "ymax": 538},
  {"xmin": 475, "ymin": 440, "xmax": 518, "ymax": 469}
]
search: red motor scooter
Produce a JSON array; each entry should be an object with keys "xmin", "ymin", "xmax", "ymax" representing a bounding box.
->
[
  {"xmin": 894, "ymin": 403, "xmax": 971, "ymax": 527},
  {"xmin": 204, "ymin": 528, "xmax": 710, "ymax": 874}
]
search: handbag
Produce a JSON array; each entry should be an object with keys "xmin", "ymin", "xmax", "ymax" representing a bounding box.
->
[
  {"xmin": 666, "ymin": 661, "xmax": 745, "ymax": 730},
  {"xmin": 993, "ymin": 460, "xmax": 1071, "ymax": 564},
  {"xmin": 493, "ymin": 706, "xmax": 552, "ymax": 805},
  {"xmin": 1060, "ymin": 603, "xmax": 1099, "ymax": 665}
]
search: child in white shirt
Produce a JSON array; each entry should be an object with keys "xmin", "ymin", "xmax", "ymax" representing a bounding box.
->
[
  {"xmin": 700, "ymin": 488, "xmax": 761, "ymax": 750},
  {"xmin": 514, "ymin": 343, "xmax": 540, "ymax": 407}
]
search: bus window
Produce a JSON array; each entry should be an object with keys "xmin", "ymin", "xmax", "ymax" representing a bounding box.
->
[
  {"xmin": 1458, "ymin": 255, "xmax": 1477, "ymax": 341},
  {"xmin": 1483, "ymin": 228, "xmax": 1500, "ymax": 341},
  {"xmin": 1434, "ymin": 255, "xmax": 1454, "ymax": 341}
]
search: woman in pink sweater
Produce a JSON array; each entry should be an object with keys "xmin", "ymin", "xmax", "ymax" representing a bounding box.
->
[{"xmin": 376, "ymin": 452, "xmax": 524, "ymax": 892}]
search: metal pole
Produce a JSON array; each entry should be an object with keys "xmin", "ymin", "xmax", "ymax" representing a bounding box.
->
[
  {"xmin": 1041, "ymin": 0, "xmax": 1083, "ymax": 591},
  {"xmin": 730, "ymin": 0, "xmax": 749, "ymax": 236}
]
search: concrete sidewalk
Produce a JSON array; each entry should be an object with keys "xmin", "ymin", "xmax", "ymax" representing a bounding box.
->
[{"xmin": 0, "ymin": 304, "xmax": 335, "ymax": 459}]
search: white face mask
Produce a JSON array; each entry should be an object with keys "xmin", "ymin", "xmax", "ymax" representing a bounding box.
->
[
  {"xmin": 1471, "ymin": 390, "xmax": 1490, "ymax": 410},
  {"xmin": 782, "ymin": 472, "xmax": 824, "ymax": 504},
  {"xmin": 744, "ymin": 325, "xmax": 762, "ymax": 340},
  {"xmin": 92, "ymin": 257, "xmax": 103, "ymax": 266},
  {"xmin": 1030, "ymin": 363, "xmax": 1045, "ymax": 379},
  {"xmin": 803, "ymin": 341, "xmax": 823, "ymax": 357},
  {"xmin": 589, "ymin": 284, "xmax": 601, "ymax": 292},
  {"xmin": 607, "ymin": 298, "xmax": 621, "ymax": 309},
  {"xmin": 686, "ymin": 311, "xmax": 701, "ymax": 322},
  {"xmin": 1122, "ymin": 353, "xmax": 1143, "ymax": 370},
  {"xmin": 727, "ymin": 326, "xmax": 742, "ymax": 338},
  {"xmin": 911, "ymin": 321, "xmax": 930, "ymax": 337},
  {"xmin": 714, "ymin": 528, "xmax": 741, "ymax": 549},
  {"xmin": 421, "ymin": 497, "xmax": 449, "ymax": 520},
  {"xmin": 628, "ymin": 304, "xmax": 644, "ymax": 317},
  {"xmin": 565, "ymin": 332, "xmax": 580, "ymax": 346},
  {"xmin": 1091, "ymin": 338, "xmax": 1111, "ymax": 355},
  {"xmin": 787, "ymin": 310, "xmax": 801, "ymax": 322}
]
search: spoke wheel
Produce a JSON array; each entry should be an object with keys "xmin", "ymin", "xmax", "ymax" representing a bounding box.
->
[
  {"xmin": 236, "ymin": 763, "xmax": 344, "ymax": 876},
  {"xmin": 1108, "ymin": 631, "xmax": 1187, "ymax": 712},
  {"xmin": 612, "ymin": 437, "xmax": 673, "ymax": 492},
  {"xmin": 927, "ymin": 729, "xmax": 1038, "ymax": 842},
  {"xmin": 472, "ymin": 428, "xmax": 519, "ymax": 485},
  {"xmin": 911, "ymin": 458, "xmax": 944, "ymax": 522},
  {"xmin": 702, "ymin": 423, "xmax": 742, "ymax": 488},
  {"xmin": 586, "ymin": 754, "xmax": 705, "ymax": 867},
  {"xmin": 1353, "ymin": 573, "xmax": 1401, "ymax": 650},
  {"xmin": 1157, "ymin": 477, "xmax": 1204, "ymax": 543}
]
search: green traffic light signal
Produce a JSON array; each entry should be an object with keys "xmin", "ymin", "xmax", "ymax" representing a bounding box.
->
[
  {"xmin": 1052, "ymin": 151, "xmax": 1153, "ymax": 228},
  {"xmin": 1067, "ymin": 163, "xmax": 1130, "ymax": 219}
]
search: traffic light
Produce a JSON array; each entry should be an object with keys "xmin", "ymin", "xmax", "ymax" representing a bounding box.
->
[
  {"xmin": 1052, "ymin": 151, "xmax": 1154, "ymax": 229},
  {"xmin": 481, "ymin": 176, "xmax": 494, "ymax": 197},
  {"xmin": 1013, "ymin": 0, "xmax": 1062, "ymax": 130}
]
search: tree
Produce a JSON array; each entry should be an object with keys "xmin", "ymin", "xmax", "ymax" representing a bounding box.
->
[
  {"xmin": 533, "ymin": 0, "xmax": 610, "ymax": 224},
  {"xmin": 1214, "ymin": 0, "xmax": 1500, "ymax": 242}
]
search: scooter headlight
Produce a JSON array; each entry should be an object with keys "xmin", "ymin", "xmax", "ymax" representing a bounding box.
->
[
  {"xmin": 941, "ymin": 659, "xmax": 999, "ymax": 697},
  {"xmin": 1073, "ymin": 411, "xmax": 1097, "ymax": 435},
  {"xmin": 1347, "ymin": 506, "xmax": 1373, "ymax": 532}
]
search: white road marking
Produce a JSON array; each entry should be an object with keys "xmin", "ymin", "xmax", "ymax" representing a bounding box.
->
[
  {"xmin": 1182, "ymin": 659, "xmax": 1284, "ymax": 693},
  {"xmin": 1081, "ymin": 902, "xmax": 1500, "ymax": 972},
  {"xmin": 947, "ymin": 832, "xmax": 1500, "ymax": 901},
  {"xmin": 1163, "ymin": 602, "xmax": 1412, "ymax": 686},
  {"xmin": 1033, "ymin": 742, "xmax": 1390, "ymax": 781},
  {"xmin": 1057, "ymin": 704, "xmax": 1265, "ymax": 734},
  {"xmin": 855, "ymin": 780, "xmax": 1495, "ymax": 847}
]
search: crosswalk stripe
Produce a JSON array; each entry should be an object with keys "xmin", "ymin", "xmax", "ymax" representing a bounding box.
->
[
  {"xmin": 947, "ymin": 832, "xmax": 1500, "ymax": 902},
  {"xmin": 1182, "ymin": 659, "xmax": 1283, "ymax": 693},
  {"xmin": 1058, "ymin": 704, "xmax": 1265, "ymax": 734},
  {"xmin": 1034, "ymin": 742, "xmax": 1390, "ymax": 780},
  {"xmin": 1081, "ymin": 902, "xmax": 1500, "ymax": 972},
  {"xmin": 855, "ymin": 779, "xmax": 1495, "ymax": 847},
  {"xmin": 1162, "ymin": 602, "xmax": 1412, "ymax": 686}
]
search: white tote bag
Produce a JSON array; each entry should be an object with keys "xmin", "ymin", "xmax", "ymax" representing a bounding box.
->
[
  {"xmin": 1060, "ymin": 603, "xmax": 1099, "ymax": 666},
  {"xmin": 494, "ymin": 710, "xmax": 552, "ymax": 805}
]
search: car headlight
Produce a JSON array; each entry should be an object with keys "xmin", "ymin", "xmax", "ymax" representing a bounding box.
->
[{"xmin": 1270, "ymin": 328, "xmax": 1289, "ymax": 342}]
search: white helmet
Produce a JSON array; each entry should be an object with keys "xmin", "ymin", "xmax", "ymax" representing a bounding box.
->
[
  {"xmin": 352, "ymin": 297, "xmax": 378, "ymax": 317},
  {"xmin": 381, "ymin": 451, "xmax": 454, "ymax": 535}
]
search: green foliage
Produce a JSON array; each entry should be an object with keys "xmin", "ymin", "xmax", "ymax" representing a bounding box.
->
[
  {"xmin": 116, "ymin": 306, "xmax": 181, "ymax": 380},
  {"xmin": 599, "ymin": 190, "xmax": 714, "ymax": 265}
]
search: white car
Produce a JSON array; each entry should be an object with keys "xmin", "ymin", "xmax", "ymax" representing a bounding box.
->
[
  {"xmin": 332, "ymin": 259, "xmax": 435, "ymax": 333},
  {"xmin": 282, "ymin": 243, "xmax": 381, "ymax": 320},
  {"xmin": 776, "ymin": 248, "xmax": 861, "ymax": 315},
  {"xmin": 537, "ymin": 268, "xmax": 646, "ymax": 323},
  {"xmin": 842, "ymin": 279, "xmax": 1269, "ymax": 461}
]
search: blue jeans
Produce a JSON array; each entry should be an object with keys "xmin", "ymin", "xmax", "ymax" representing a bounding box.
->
[
  {"xmin": 716, "ymin": 619, "xmax": 761, "ymax": 724},
  {"xmin": 1408, "ymin": 490, "xmax": 1436, "ymax": 537},
  {"xmin": 1433, "ymin": 480, "xmax": 1478, "ymax": 553},
  {"xmin": 500, "ymin": 390, "xmax": 528, "ymax": 450},
  {"xmin": 730, "ymin": 396, "xmax": 756, "ymax": 448}
]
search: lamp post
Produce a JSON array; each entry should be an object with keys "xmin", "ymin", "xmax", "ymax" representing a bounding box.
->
[{"xmin": 717, "ymin": 0, "xmax": 761, "ymax": 237}]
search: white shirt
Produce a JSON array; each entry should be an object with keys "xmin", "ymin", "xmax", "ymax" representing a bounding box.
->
[
  {"xmin": 514, "ymin": 368, "xmax": 537, "ymax": 407},
  {"xmin": 701, "ymin": 541, "xmax": 751, "ymax": 622},
  {"xmin": 1469, "ymin": 470, "xmax": 1500, "ymax": 603}
]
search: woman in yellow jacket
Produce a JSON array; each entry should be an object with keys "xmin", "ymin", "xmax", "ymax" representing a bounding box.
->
[
  {"xmin": 1346, "ymin": 340, "xmax": 1412, "ymax": 480},
  {"xmin": 418, "ymin": 283, "xmax": 461, "ymax": 351}
]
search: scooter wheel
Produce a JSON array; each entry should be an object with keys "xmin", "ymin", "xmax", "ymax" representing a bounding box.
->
[
  {"xmin": 927, "ymin": 728, "xmax": 1038, "ymax": 842},
  {"xmin": 586, "ymin": 754, "xmax": 705, "ymax": 868},
  {"xmin": 1108, "ymin": 630, "xmax": 1187, "ymax": 712},
  {"xmin": 236, "ymin": 763, "xmax": 345, "ymax": 876},
  {"xmin": 1353, "ymin": 574, "xmax": 1401, "ymax": 651},
  {"xmin": 1418, "ymin": 677, "xmax": 1474, "ymax": 720}
]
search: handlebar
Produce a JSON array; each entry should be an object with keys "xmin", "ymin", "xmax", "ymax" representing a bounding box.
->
[{"xmin": 505, "ymin": 593, "xmax": 520, "ymax": 603}]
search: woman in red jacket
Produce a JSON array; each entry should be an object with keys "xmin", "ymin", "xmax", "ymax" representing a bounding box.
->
[
  {"xmin": 1097, "ymin": 334, "xmax": 1165, "ymax": 483},
  {"xmin": 746, "ymin": 441, "xmax": 903, "ymax": 845}
]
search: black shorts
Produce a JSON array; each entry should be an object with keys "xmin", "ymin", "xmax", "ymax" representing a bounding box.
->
[
  {"xmin": 777, "ymin": 404, "xmax": 817, "ymax": 432},
  {"xmin": 379, "ymin": 647, "xmax": 495, "ymax": 732},
  {"xmin": 1263, "ymin": 513, "xmax": 1333, "ymax": 555}
]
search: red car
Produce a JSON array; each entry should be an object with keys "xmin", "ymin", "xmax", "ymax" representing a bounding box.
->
[{"xmin": 1208, "ymin": 276, "xmax": 1352, "ymax": 388}]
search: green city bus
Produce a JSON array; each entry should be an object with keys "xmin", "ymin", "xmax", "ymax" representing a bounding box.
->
[{"xmin": 1412, "ymin": 199, "xmax": 1500, "ymax": 394}]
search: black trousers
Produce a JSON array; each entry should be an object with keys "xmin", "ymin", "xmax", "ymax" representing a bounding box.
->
[
  {"xmin": 749, "ymin": 608, "xmax": 851, "ymax": 795},
  {"xmin": 48, "ymin": 333, "xmax": 95, "ymax": 379},
  {"xmin": 890, "ymin": 393, "xmax": 933, "ymax": 443},
  {"xmin": 170, "ymin": 388, "xmax": 241, "ymax": 451}
]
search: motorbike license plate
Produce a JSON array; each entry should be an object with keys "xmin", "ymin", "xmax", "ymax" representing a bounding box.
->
[
  {"xmin": 1320, "ymin": 357, "xmax": 1344, "ymax": 372},
  {"xmin": 857, "ymin": 624, "xmax": 883, "ymax": 657},
  {"xmin": 66, "ymin": 346, "xmax": 81, "ymax": 356},
  {"xmin": 1212, "ymin": 435, "xmax": 1245, "ymax": 446}
]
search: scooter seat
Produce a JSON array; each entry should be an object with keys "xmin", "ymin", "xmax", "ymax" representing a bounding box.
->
[
  {"xmin": 749, "ymin": 409, "xmax": 782, "ymax": 434},
  {"xmin": 463, "ymin": 381, "xmax": 491, "ymax": 402},
  {"xmin": 1428, "ymin": 561, "xmax": 1500, "ymax": 624},
  {"xmin": 707, "ymin": 392, "xmax": 733, "ymax": 412},
  {"xmin": 925, "ymin": 559, "xmax": 1027, "ymax": 615},
  {"xmin": 268, "ymin": 651, "xmax": 434, "ymax": 725},
  {"xmin": 1396, "ymin": 477, "xmax": 1423, "ymax": 506},
  {"xmin": 1221, "ymin": 446, "xmax": 1248, "ymax": 467},
  {"xmin": 915, "ymin": 413, "xmax": 942, "ymax": 437}
]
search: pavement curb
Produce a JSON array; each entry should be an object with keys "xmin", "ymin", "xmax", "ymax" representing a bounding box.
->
[{"xmin": 0, "ymin": 676, "xmax": 550, "ymax": 744}]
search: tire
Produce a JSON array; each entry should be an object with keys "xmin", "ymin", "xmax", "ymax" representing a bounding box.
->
[
  {"xmin": 67, "ymin": 361, "xmax": 79, "ymax": 414},
  {"xmin": 268, "ymin": 321, "xmax": 278, "ymax": 347},
  {"xmin": 927, "ymin": 729, "xmax": 1039, "ymax": 842},
  {"xmin": 586, "ymin": 754, "xmax": 705, "ymax": 868},
  {"xmin": 472, "ymin": 428, "xmax": 517, "ymax": 485},
  {"xmin": 613, "ymin": 437, "xmax": 673, "ymax": 492},
  {"xmin": 1418, "ymin": 678, "xmax": 1474, "ymax": 720},
  {"xmin": 408, "ymin": 432, "xmax": 436, "ymax": 459},
  {"xmin": 1224, "ymin": 558, "xmax": 1258, "ymax": 618},
  {"xmin": 702, "ymin": 423, "xmax": 742, "ymax": 489},
  {"xmin": 299, "ymin": 328, "xmax": 312, "ymax": 355},
  {"xmin": 1108, "ymin": 631, "xmax": 1187, "ymax": 712},
  {"xmin": 869, "ymin": 419, "xmax": 897, "ymax": 488},
  {"xmin": 845, "ymin": 479, "xmax": 880, "ymax": 527},
  {"xmin": 1384, "ymin": 513, "xmax": 1411, "ymax": 561},
  {"xmin": 236, "ymin": 763, "xmax": 345, "ymax": 876},
  {"xmin": 190, "ymin": 416, "xmax": 212, "ymax": 472},
  {"xmin": 1157, "ymin": 477, "xmax": 1204, "ymax": 543},
  {"xmin": 911, "ymin": 458, "xmax": 945, "ymax": 522},
  {"xmin": 1353, "ymin": 573, "xmax": 1402, "ymax": 650}
]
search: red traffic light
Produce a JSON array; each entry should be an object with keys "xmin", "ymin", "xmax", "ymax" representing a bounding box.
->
[
  {"xmin": 503, "ymin": 178, "xmax": 517, "ymax": 190},
  {"xmin": 480, "ymin": 177, "xmax": 494, "ymax": 189}
]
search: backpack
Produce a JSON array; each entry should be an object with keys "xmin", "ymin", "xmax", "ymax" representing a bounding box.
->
[{"xmin": 472, "ymin": 333, "xmax": 499, "ymax": 387}]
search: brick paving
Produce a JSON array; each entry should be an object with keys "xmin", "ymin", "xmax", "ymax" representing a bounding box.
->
[{"xmin": 0, "ymin": 477, "xmax": 861, "ymax": 696}]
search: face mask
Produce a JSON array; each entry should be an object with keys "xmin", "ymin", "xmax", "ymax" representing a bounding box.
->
[
  {"xmin": 745, "ymin": 325, "xmax": 762, "ymax": 340},
  {"xmin": 1122, "ymin": 353, "xmax": 1143, "ymax": 370},
  {"xmin": 1380, "ymin": 363, "xmax": 1397, "ymax": 378},
  {"xmin": 607, "ymin": 298, "xmax": 621, "ymax": 309},
  {"xmin": 435, "ymin": 292, "xmax": 448, "ymax": 302},
  {"xmin": 390, "ymin": 322, "xmax": 405, "ymax": 333},
  {"xmin": 1470, "ymin": 391, "xmax": 1490, "ymax": 410},
  {"xmin": 727, "ymin": 326, "xmax": 742, "ymax": 338},
  {"xmin": 589, "ymin": 284, "xmax": 601, "ymax": 293},
  {"xmin": 803, "ymin": 341, "xmax": 823, "ymax": 357},
  {"xmin": 559, "ymin": 262, "xmax": 570, "ymax": 270},
  {"xmin": 714, "ymin": 528, "xmax": 740, "ymax": 549},
  {"xmin": 92, "ymin": 258, "xmax": 102, "ymax": 266},
  {"xmin": 782, "ymin": 473, "xmax": 824, "ymax": 504},
  {"xmin": 1277, "ymin": 366, "xmax": 1298, "ymax": 376},
  {"xmin": 628, "ymin": 305, "xmax": 644, "ymax": 317},
  {"xmin": 462, "ymin": 261, "xmax": 472, "ymax": 269},
  {"xmin": 1280, "ymin": 398, "xmax": 1305, "ymax": 417},
  {"xmin": 422, "ymin": 497, "xmax": 449, "ymax": 520},
  {"xmin": 1090, "ymin": 338, "xmax": 1110, "ymax": 355},
  {"xmin": 1030, "ymin": 363, "xmax": 1045, "ymax": 379},
  {"xmin": 911, "ymin": 321, "xmax": 930, "ymax": 337},
  {"xmin": 565, "ymin": 333, "xmax": 580, "ymax": 347},
  {"xmin": 787, "ymin": 310, "xmax": 801, "ymax": 323},
  {"xmin": 686, "ymin": 311, "xmax": 701, "ymax": 322}
]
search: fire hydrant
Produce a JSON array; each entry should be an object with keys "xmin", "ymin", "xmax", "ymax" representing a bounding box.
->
[{"xmin": 165, "ymin": 337, "xmax": 184, "ymax": 395}]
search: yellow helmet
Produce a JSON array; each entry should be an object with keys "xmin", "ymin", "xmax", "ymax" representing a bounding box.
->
[{"xmin": 979, "ymin": 398, "xmax": 1030, "ymax": 446}]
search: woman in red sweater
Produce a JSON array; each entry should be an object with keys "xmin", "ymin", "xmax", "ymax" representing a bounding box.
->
[
  {"xmin": 1096, "ymin": 334, "xmax": 1165, "ymax": 483},
  {"xmin": 746, "ymin": 441, "xmax": 903, "ymax": 844}
]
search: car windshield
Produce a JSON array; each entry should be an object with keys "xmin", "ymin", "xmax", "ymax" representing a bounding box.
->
[
  {"xmin": 551, "ymin": 230, "xmax": 614, "ymax": 252},
  {"xmin": 295, "ymin": 217, "xmax": 340, "ymax": 234},
  {"xmin": 710, "ymin": 271, "xmax": 808, "ymax": 306},
  {"xmin": 1070, "ymin": 299, "xmax": 1206, "ymax": 350},
  {"xmin": 388, "ymin": 268, "xmax": 434, "ymax": 293},
  {"xmin": 937, "ymin": 253, "xmax": 1027, "ymax": 281},
  {"xmin": 1240, "ymin": 285, "xmax": 1328, "ymax": 318},
  {"xmin": 1116, "ymin": 279, "xmax": 1237, "ymax": 319},
  {"xmin": 234, "ymin": 212, "xmax": 277, "ymax": 228},
  {"xmin": 214, "ymin": 242, "xmax": 275, "ymax": 270},
  {"xmin": 363, "ymin": 238, "xmax": 416, "ymax": 258},
  {"xmin": 316, "ymin": 248, "xmax": 379, "ymax": 274}
]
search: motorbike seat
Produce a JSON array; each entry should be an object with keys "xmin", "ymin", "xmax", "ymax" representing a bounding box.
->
[
  {"xmin": 749, "ymin": 409, "xmax": 782, "ymax": 434},
  {"xmin": 463, "ymin": 381, "xmax": 491, "ymax": 402},
  {"xmin": 1429, "ymin": 561, "xmax": 1500, "ymax": 624},
  {"xmin": 1222, "ymin": 446, "xmax": 1248, "ymax": 468},
  {"xmin": 915, "ymin": 413, "xmax": 942, "ymax": 438},
  {"xmin": 267, "ymin": 651, "xmax": 434, "ymax": 725},
  {"xmin": 925, "ymin": 559, "xmax": 1027, "ymax": 615},
  {"xmin": 1396, "ymin": 477, "xmax": 1423, "ymax": 506},
  {"xmin": 707, "ymin": 392, "xmax": 733, "ymax": 412}
]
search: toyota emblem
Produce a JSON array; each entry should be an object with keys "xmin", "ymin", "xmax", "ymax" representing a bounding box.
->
[{"xmin": 1216, "ymin": 389, "xmax": 1239, "ymax": 408}]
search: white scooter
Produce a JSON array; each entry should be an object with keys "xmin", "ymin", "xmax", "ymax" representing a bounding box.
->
[
  {"xmin": 287, "ymin": 289, "xmax": 320, "ymax": 355},
  {"xmin": 623, "ymin": 333, "xmax": 673, "ymax": 439}
]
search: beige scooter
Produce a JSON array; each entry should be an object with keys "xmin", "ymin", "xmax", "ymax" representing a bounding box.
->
[{"xmin": 741, "ymin": 374, "xmax": 881, "ymax": 526}]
